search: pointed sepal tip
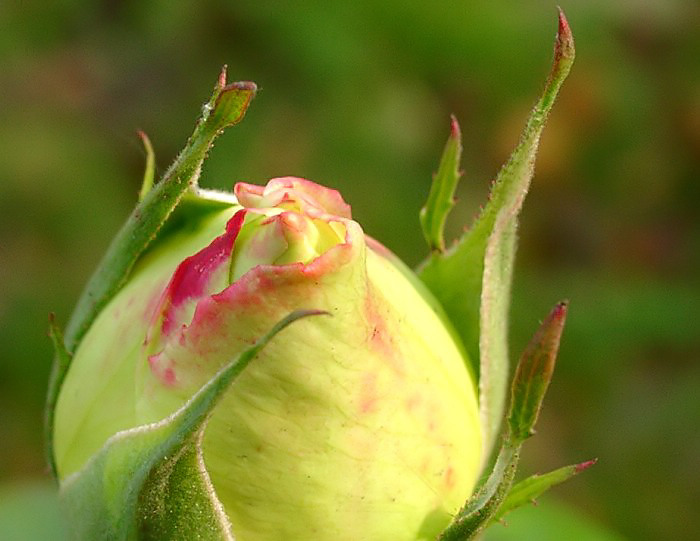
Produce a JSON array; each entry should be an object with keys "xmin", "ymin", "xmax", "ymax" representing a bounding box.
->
[{"xmin": 575, "ymin": 458, "xmax": 598, "ymax": 473}]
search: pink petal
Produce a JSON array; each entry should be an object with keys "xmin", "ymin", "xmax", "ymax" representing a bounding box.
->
[{"xmin": 153, "ymin": 209, "xmax": 246, "ymax": 336}]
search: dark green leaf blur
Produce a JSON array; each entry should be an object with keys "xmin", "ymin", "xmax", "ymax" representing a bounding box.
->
[{"xmin": 1, "ymin": 1, "xmax": 698, "ymax": 540}]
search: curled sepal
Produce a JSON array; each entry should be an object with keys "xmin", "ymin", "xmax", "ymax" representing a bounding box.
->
[
  {"xmin": 487, "ymin": 459, "xmax": 597, "ymax": 527},
  {"xmin": 45, "ymin": 315, "xmax": 72, "ymax": 477},
  {"xmin": 59, "ymin": 310, "xmax": 322, "ymax": 541},
  {"xmin": 64, "ymin": 67, "xmax": 257, "ymax": 353},
  {"xmin": 508, "ymin": 301, "xmax": 568, "ymax": 444},
  {"xmin": 420, "ymin": 115, "xmax": 463, "ymax": 253},
  {"xmin": 417, "ymin": 10, "xmax": 575, "ymax": 460}
]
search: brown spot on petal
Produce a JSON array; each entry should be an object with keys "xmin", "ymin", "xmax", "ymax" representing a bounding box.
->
[
  {"xmin": 364, "ymin": 292, "xmax": 405, "ymax": 377},
  {"xmin": 444, "ymin": 466, "xmax": 455, "ymax": 489},
  {"xmin": 405, "ymin": 392, "xmax": 422, "ymax": 412}
]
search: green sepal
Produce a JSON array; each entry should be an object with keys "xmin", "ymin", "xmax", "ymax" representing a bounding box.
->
[
  {"xmin": 45, "ymin": 315, "xmax": 72, "ymax": 478},
  {"xmin": 488, "ymin": 459, "xmax": 598, "ymax": 527},
  {"xmin": 437, "ymin": 299, "xmax": 570, "ymax": 540},
  {"xmin": 137, "ymin": 130, "xmax": 156, "ymax": 202},
  {"xmin": 420, "ymin": 115, "xmax": 463, "ymax": 253},
  {"xmin": 59, "ymin": 310, "xmax": 323, "ymax": 541},
  {"xmin": 417, "ymin": 10, "xmax": 575, "ymax": 459},
  {"xmin": 64, "ymin": 67, "xmax": 256, "ymax": 353},
  {"xmin": 507, "ymin": 301, "xmax": 568, "ymax": 443},
  {"xmin": 46, "ymin": 69, "xmax": 255, "ymax": 477},
  {"xmin": 136, "ymin": 430, "xmax": 230, "ymax": 541}
]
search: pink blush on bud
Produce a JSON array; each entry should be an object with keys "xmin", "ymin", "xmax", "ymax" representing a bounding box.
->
[
  {"xmin": 148, "ymin": 353, "xmax": 177, "ymax": 387},
  {"xmin": 156, "ymin": 210, "xmax": 246, "ymax": 336}
]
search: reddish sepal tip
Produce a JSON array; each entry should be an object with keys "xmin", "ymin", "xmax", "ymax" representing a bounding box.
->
[
  {"xmin": 553, "ymin": 299, "xmax": 569, "ymax": 319},
  {"xmin": 555, "ymin": 8, "xmax": 574, "ymax": 58},
  {"xmin": 449, "ymin": 114, "xmax": 461, "ymax": 139},
  {"xmin": 557, "ymin": 7, "xmax": 570, "ymax": 36},
  {"xmin": 218, "ymin": 65, "xmax": 228, "ymax": 88},
  {"xmin": 136, "ymin": 129, "xmax": 151, "ymax": 145},
  {"xmin": 227, "ymin": 81, "xmax": 257, "ymax": 92},
  {"xmin": 575, "ymin": 458, "xmax": 598, "ymax": 473}
]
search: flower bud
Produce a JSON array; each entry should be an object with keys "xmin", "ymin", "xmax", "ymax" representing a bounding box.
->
[
  {"xmin": 49, "ymin": 14, "xmax": 581, "ymax": 538},
  {"xmin": 54, "ymin": 177, "xmax": 482, "ymax": 539}
]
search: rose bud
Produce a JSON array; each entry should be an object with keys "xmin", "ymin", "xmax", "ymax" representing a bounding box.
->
[
  {"xmin": 48, "ymin": 12, "xmax": 580, "ymax": 539},
  {"xmin": 53, "ymin": 177, "xmax": 482, "ymax": 539}
]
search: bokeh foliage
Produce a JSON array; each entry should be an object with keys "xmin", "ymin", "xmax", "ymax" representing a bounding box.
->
[{"xmin": 1, "ymin": 1, "xmax": 698, "ymax": 539}]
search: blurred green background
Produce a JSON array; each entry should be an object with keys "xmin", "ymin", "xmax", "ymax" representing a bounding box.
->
[{"xmin": 1, "ymin": 1, "xmax": 699, "ymax": 539}]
